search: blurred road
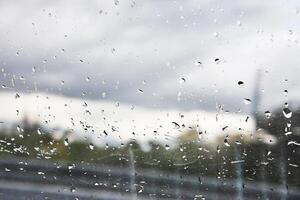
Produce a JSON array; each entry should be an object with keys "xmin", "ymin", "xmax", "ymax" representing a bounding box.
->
[{"xmin": 0, "ymin": 158, "xmax": 299, "ymax": 200}]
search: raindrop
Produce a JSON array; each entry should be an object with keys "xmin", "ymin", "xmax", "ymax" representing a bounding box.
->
[
  {"xmin": 287, "ymin": 141, "xmax": 300, "ymax": 146},
  {"xmin": 214, "ymin": 58, "xmax": 220, "ymax": 64},
  {"xmin": 165, "ymin": 144, "xmax": 170, "ymax": 150},
  {"xmin": 64, "ymin": 138, "xmax": 69, "ymax": 146},
  {"xmin": 103, "ymin": 130, "xmax": 108, "ymax": 136},
  {"xmin": 32, "ymin": 66, "xmax": 36, "ymax": 73},
  {"xmin": 195, "ymin": 61, "xmax": 202, "ymax": 67},
  {"xmin": 216, "ymin": 145, "xmax": 220, "ymax": 153},
  {"xmin": 70, "ymin": 186, "xmax": 76, "ymax": 193},
  {"xmin": 231, "ymin": 160, "xmax": 245, "ymax": 164},
  {"xmin": 37, "ymin": 128, "xmax": 42, "ymax": 135},
  {"xmin": 283, "ymin": 107, "xmax": 292, "ymax": 118},
  {"xmin": 180, "ymin": 78, "xmax": 186, "ymax": 84},
  {"xmin": 238, "ymin": 81, "xmax": 244, "ymax": 86},
  {"xmin": 224, "ymin": 138, "xmax": 230, "ymax": 146},
  {"xmin": 172, "ymin": 122, "xmax": 180, "ymax": 129},
  {"xmin": 222, "ymin": 126, "xmax": 228, "ymax": 131},
  {"xmin": 15, "ymin": 93, "xmax": 20, "ymax": 99},
  {"xmin": 137, "ymin": 89, "xmax": 143, "ymax": 93},
  {"xmin": 86, "ymin": 77, "xmax": 90, "ymax": 82},
  {"xmin": 284, "ymin": 89, "xmax": 288, "ymax": 96},
  {"xmin": 89, "ymin": 143, "xmax": 94, "ymax": 150},
  {"xmin": 264, "ymin": 111, "xmax": 271, "ymax": 119},
  {"xmin": 17, "ymin": 125, "xmax": 21, "ymax": 132},
  {"xmin": 243, "ymin": 98, "xmax": 252, "ymax": 105}
]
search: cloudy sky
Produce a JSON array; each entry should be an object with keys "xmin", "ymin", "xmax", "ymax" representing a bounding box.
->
[{"xmin": 0, "ymin": 0, "xmax": 300, "ymax": 113}]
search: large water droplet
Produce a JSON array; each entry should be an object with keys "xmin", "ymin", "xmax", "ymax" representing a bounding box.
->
[
  {"xmin": 37, "ymin": 128, "xmax": 42, "ymax": 135},
  {"xmin": 283, "ymin": 108, "xmax": 292, "ymax": 118}
]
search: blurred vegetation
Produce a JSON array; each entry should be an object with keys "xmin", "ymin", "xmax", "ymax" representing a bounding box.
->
[{"xmin": 0, "ymin": 108, "xmax": 299, "ymax": 188}]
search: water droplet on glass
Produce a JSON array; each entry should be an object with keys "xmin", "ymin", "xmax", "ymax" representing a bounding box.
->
[
  {"xmin": 224, "ymin": 138, "xmax": 230, "ymax": 146},
  {"xmin": 216, "ymin": 145, "xmax": 220, "ymax": 153},
  {"xmin": 137, "ymin": 89, "xmax": 143, "ymax": 93},
  {"xmin": 287, "ymin": 141, "xmax": 300, "ymax": 146},
  {"xmin": 89, "ymin": 143, "xmax": 94, "ymax": 150},
  {"xmin": 180, "ymin": 78, "xmax": 186, "ymax": 84},
  {"xmin": 243, "ymin": 98, "xmax": 252, "ymax": 105},
  {"xmin": 283, "ymin": 107, "xmax": 292, "ymax": 118},
  {"xmin": 37, "ymin": 128, "xmax": 42, "ymax": 135},
  {"xmin": 86, "ymin": 77, "xmax": 90, "ymax": 82},
  {"xmin": 214, "ymin": 58, "xmax": 220, "ymax": 64},
  {"xmin": 17, "ymin": 125, "xmax": 21, "ymax": 132},
  {"xmin": 284, "ymin": 89, "xmax": 288, "ymax": 96},
  {"xmin": 70, "ymin": 186, "xmax": 76, "ymax": 193},
  {"xmin": 264, "ymin": 111, "xmax": 271, "ymax": 119},
  {"xmin": 195, "ymin": 61, "xmax": 202, "ymax": 67},
  {"xmin": 165, "ymin": 144, "xmax": 170, "ymax": 150},
  {"xmin": 238, "ymin": 81, "xmax": 244, "ymax": 86},
  {"xmin": 64, "ymin": 138, "xmax": 69, "ymax": 146},
  {"xmin": 172, "ymin": 122, "xmax": 180, "ymax": 129}
]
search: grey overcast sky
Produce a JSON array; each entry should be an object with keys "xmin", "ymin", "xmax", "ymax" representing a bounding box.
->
[{"xmin": 1, "ymin": 0, "xmax": 300, "ymax": 113}]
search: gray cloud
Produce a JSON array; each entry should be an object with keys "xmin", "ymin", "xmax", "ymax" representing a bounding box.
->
[{"xmin": 0, "ymin": 0, "xmax": 300, "ymax": 114}]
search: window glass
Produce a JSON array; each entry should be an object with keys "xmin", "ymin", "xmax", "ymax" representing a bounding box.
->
[{"xmin": 0, "ymin": 0, "xmax": 299, "ymax": 199}]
